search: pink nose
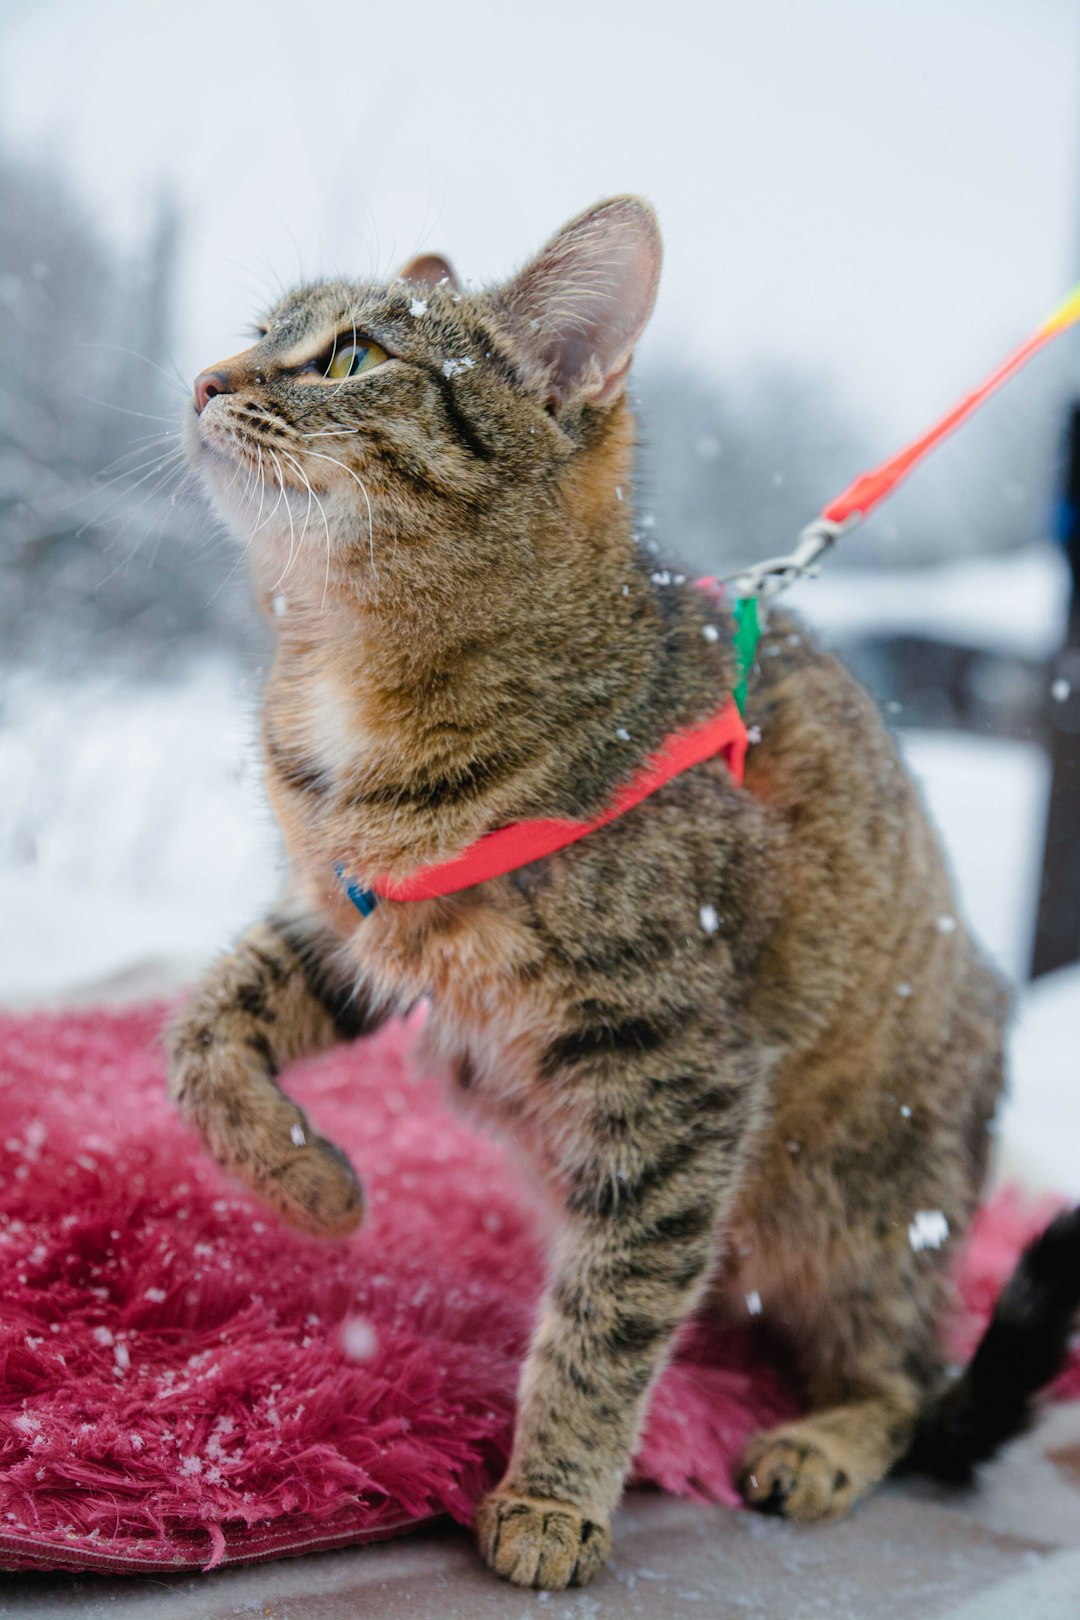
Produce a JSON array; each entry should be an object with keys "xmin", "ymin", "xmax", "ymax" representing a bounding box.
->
[{"xmin": 193, "ymin": 369, "xmax": 232, "ymax": 414}]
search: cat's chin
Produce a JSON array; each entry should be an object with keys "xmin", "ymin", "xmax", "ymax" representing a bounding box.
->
[
  {"xmin": 185, "ymin": 406, "xmax": 236, "ymax": 472},
  {"xmin": 183, "ymin": 413, "xmax": 273, "ymax": 540}
]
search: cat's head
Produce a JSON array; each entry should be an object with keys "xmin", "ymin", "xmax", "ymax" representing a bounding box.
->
[{"xmin": 185, "ymin": 196, "xmax": 661, "ymax": 604}]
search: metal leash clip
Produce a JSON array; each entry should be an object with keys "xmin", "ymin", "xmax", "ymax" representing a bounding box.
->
[{"xmin": 722, "ymin": 516, "xmax": 850, "ymax": 602}]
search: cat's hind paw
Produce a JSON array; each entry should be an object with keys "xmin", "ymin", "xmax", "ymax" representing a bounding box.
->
[
  {"xmin": 475, "ymin": 1490, "xmax": 610, "ymax": 1589},
  {"xmin": 738, "ymin": 1425, "xmax": 859, "ymax": 1522}
]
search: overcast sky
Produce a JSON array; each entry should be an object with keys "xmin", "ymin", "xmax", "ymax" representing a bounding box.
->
[{"xmin": 2, "ymin": 0, "xmax": 1078, "ymax": 438}]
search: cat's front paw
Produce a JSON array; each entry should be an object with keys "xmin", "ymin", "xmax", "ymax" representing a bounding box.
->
[
  {"xmin": 475, "ymin": 1489, "xmax": 610, "ymax": 1589},
  {"xmin": 167, "ymin": 1027, "xmax": 363, "ymax": 1237},
  {"xmin": 264, "ymin": 1129, "xmax": 365, "ymax": 1237}
]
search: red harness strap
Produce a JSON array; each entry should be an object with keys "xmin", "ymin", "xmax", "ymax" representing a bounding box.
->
[{"xmin": 356, "ymin": 697, "xmax": 748, "ymax": 906}]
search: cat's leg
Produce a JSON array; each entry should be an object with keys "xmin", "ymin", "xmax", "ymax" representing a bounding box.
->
[
  {"xmin": 166, "ymin": 902, "xmax": 390, "ymax": 1235},
  {"xmin": 476, "ymin": 1038, "xmax": 760, "ymax": 1589},
  {"xmin": 735, "ymin": 973, "xmax": 1004, "ymax": 1524},
  {"xmin": 737, "ymin": 1254, "xmax": 947, "ymax": 1521}
]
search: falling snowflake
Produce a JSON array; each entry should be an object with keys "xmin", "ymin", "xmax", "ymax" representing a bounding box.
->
[
  {"xmin": 342, "ymin": 1316, "xmax": 378, "ymax": 1363},
  {"xmin": 699, "ymin": 905, "xmax": 720, "ymax": 934},
  {"xmin": 909, "ymin": 1210, "xmax": 949, "ymax": 1252},
  {"xmin": 702, "ymin": 624, "xmax": 720, "ymax": 643}
]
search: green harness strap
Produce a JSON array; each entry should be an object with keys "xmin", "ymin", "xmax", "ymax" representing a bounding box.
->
[{"xmin": 731, "ymin": 595, "xmax": 761, "ymax": 716}]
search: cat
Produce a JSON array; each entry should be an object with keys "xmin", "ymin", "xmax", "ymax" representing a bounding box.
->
[{"xmin": 168, "ymin": 196, "xmax": 1080, "ymax": 1590}]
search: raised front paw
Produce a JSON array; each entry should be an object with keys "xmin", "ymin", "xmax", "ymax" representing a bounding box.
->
[
  {"xmin": 168, "ymin": 1025, "xmax": 363, "ymax": 1238},
  {"xmin": 262, "ymin": 1128, "xmax": 364, "ymax": 1237},
  {"xmin": 738, "ymin": 1424, "xmax": 859, "ymax": 1522},
  {"xmin": 475, "ymin": 1489, "xmax": 611, "ymax": 1589}
]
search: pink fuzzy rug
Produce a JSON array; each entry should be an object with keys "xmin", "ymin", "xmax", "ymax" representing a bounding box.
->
[{"xmin": 0, "ymin": 1003, "xmax": 1076, "ymax": 1575}]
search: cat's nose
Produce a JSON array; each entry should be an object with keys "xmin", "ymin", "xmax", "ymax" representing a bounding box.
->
[{"xmin": 193, "ymin": 369, "xmax": 233, "ymax": 414}]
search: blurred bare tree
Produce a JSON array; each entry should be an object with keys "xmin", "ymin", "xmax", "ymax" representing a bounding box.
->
[{"xmin": 0, "ymin": 147, "xmax": 259, "ymax": 675}]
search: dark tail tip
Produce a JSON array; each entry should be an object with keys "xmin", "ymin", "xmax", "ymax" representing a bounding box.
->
[{"xmin": 908, "ymin": 1204, "xmax": 1080, "ymax": 1483}]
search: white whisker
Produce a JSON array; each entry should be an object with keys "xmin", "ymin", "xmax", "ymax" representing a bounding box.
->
[
  {"xmin": 76, "ymin": 341, "xmax": 190, "ymax": 397},
  {"xmin": 75, "ymin": 447, "xmax": 186, "ymax": 537},
  {"xmin": 79, "ymin": 394, "xmax": 181, "ymax": 425},
  {"xmin": 279, "ymin": 447, "xmax": 333, "ymax": 608},
  {"xmin": 297, "ymin": 446, "xmax": 376, "ymax": 578},
  {"xmin": 266, "ymin": 448, "xmax": 297, "ymax": 588}
]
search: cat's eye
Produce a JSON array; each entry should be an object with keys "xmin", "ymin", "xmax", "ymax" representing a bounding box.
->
[{"xmin": 325, "ymin": 339, "xmax": 388, "ymax": 381}]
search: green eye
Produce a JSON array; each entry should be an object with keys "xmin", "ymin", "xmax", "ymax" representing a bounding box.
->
[{"xmin": 326, "ymin": 339, "xmax": 388, "ymax": 380}]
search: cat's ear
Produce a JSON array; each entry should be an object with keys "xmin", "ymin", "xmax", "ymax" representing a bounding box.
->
[
  {"xmin": 397, "ymin": 253, "xmax": 460, "ymax": 292},
  {"xmin": 496, "ymin": 196, "xmax": 661, "ymax": 411}
]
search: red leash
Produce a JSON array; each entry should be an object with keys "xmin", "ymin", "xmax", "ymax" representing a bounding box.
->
[{"xmin": 730, "ymin": 280, "xmax": 1080, "ymax": 600}]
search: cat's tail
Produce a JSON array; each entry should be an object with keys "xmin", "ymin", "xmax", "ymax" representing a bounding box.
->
[{"xmin": 906, "ymin": 1204, "xmax": 1080, "ymax": 1482}]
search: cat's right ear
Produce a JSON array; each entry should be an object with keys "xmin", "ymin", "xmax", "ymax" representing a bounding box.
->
[
  {"xmin": 397, "ymin": 253, "xmax": 461, "ymax": 292},
  {"xmin": 495, "ymin": 195, "xmax": 662, "ymax": 412}
]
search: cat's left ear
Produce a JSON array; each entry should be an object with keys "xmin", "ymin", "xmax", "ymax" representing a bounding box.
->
[
  {"xmin": 397, "ymin": 253, "xmax": 461, "ymax": 292},
  {"xmin": 495, "ymin": 195, "xmax": 661, "ymax": 411}
]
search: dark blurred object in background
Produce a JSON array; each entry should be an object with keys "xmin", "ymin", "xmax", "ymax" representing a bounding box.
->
[{"xmin": 1032, "ymin": 402, "xmax": 1080, "ymax": 977}]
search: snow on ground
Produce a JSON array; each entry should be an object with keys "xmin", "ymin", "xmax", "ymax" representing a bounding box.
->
[
  {"xmin": 900, "ymin": 730, "xmax": 1047, "ymax": 983},
  {"xmin": 1004, "ymin": 964, "xmax": 1080, "ymax": 1199},
  {"xmin": 786, "ymin": 541, "xmax": 1071, "ymax": 660},
  {"xmin": 0, "ymin": 651, "xmax": 1076, "ymax": 1196},
  {"xmin": 0, "ymin": 660, "xmax": 282, "ymax": 1000}
]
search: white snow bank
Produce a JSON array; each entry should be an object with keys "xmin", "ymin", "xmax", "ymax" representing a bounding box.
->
[
  {"xmin": 998, "ymin": 964, "xmax": 1080, "ymax": 1200},
  {"xmin": 898, "ymin": 731, "xmax": 1048, "ymax": 983},
  {"xmin": 786, "ymin": 542, "xmax": 1070, "ymax": 660},
  {"xmin": 0, "ymin": 661, "xmax": 282, "ymax": 1000}
]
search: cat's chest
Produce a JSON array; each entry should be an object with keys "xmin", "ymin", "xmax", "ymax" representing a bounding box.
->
[
  {"xmin": 348, "ymin": 896, "xmax": 566, "ymax": 1131},
  {"xmin": 263, "ymin": 665, "xmax": 378, "ymax": 844},
  {"xmin": 295, "ymin": 669, "xmax": 373, "ymax": 782}
]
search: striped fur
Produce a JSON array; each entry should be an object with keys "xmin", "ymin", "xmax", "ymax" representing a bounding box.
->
[{"xmin": 169, "ymin": 199, "xmax": 1009, "ymax": 1588}]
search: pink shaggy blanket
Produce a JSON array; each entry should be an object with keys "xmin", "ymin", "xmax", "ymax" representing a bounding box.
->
[{"xmin": 0, "ymin": 1003, "xmax": 1075, "ymax": 1575}]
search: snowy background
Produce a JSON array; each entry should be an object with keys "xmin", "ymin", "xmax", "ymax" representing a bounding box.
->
[{"xmin": 1, "ymin": 1, "xmax": 1077, "ymax": 1199}]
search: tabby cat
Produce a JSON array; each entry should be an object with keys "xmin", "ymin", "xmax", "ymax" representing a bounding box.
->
[{"xmin": 168, "ymin": 197, "xmax": 1079, "ymax": 1589}]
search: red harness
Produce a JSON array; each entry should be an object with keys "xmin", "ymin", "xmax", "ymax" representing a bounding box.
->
[{"xmin": 337, "ymin": 694, "xmax": 747, "ymax": 915}]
